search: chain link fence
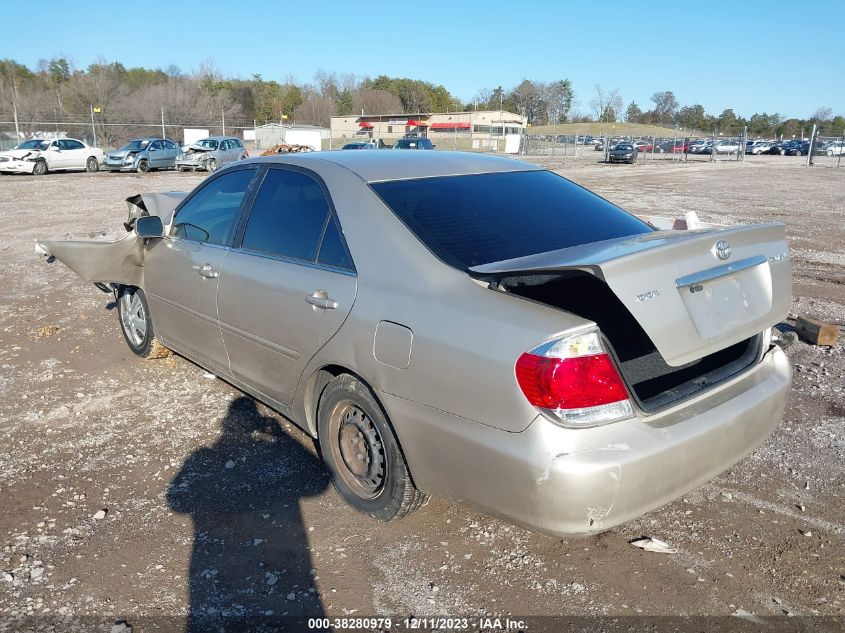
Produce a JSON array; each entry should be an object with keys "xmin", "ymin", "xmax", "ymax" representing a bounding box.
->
[{"xmin": 2, "ymin": 106, "xmax": 843, "ymax": 168}]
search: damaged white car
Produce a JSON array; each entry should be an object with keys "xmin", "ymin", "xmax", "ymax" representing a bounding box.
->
[
  {"xmin": 0, "ymin": 138, "xmax": 104, "ymax": 175},
  {"xmin": 175, "ymin": 136, "xmax": 247, "ymax": 172}
]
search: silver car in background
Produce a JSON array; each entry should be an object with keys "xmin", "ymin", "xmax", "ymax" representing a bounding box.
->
[
  {"xmin": 36, "ymin": 152, "xmax": 792, "ymax": 537},
  {"xmin": 176, "ymin": 136, "xmax": 248, "ymax": 172},
  {"xmin": 103, "ymin": 138, "xmax": 181, "ymax": 173}
]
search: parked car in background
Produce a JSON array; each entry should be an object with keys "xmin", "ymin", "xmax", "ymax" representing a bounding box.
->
[
  {"xmin": 747, "ymin": 141, "xmax": 774, "ymax": 155},
  {"xmin": 176, "ymin": 136, "xmax": 247, "ymax": 172},
  {"xmin": 393, "ymin": 138, "xmax": 435, "ymax": 150},
  {"xmin": 0, "ymin": 138, "xmax": 103, "ymax": 176},
  {"xmin": 36, "ymin": 151, "xmax": 792, "ymax": 538},
  {"xmin": 713, "ymin": 140, "xmax": 741, "ymax": 154},
  {"xmin": 634, "ymin": 141, "xmax": 653, "ymax": 153},
  {"xmin": 824, "ymin": 141, "xmax": 845, "ymax": 156},
  {"xmin": 608, "ymin": 143, "xmax": 638, "ymax": 163},
  {"xmin": 784, "ymin": 141, "xmax": 810, "ymax": 156},
  {"xmin": 342, "ymin": 142, "xmax": 375, "ymax": 150},
  {"xmin": 103, "ymin": 138, "xmax": 181, "ymax": 173},
  {"xmin": 688, "ymin": 140, "xmax": 712, "ymax": 154}
]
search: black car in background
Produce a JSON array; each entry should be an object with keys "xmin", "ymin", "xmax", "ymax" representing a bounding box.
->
[
  {"xmin": 783, "ymin": 141, "xmax": 810, "ymax": 156},
  {"xmin": 608, "ymin": 143, "xmax": 638, "ymax": 164}
]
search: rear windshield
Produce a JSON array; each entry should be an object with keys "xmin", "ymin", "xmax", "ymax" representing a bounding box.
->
[{"xmin": 370, "ymin": 170, "xmax": 653, "ymax": 270}]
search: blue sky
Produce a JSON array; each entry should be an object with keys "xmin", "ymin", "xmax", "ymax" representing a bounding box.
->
[{"xmin": 4, "ymin": 0, "xmax": 842, "ymax": 119}]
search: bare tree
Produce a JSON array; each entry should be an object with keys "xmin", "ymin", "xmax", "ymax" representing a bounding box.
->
[
  {"xmin": 810, "ymin": 107, "xmax": 832, "ymax": 122},
  {"xmin": 352, "ymin": 88, "xmax": 402, "ymax": 115}
]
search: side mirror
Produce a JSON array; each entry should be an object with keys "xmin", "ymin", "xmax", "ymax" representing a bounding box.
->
[{"xmin": 135, "ymin": 215, "xmax": 164, "ymax": 238}]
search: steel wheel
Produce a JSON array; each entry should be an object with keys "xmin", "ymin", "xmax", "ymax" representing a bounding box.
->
[
  {"xmin": 86, "ymin": 157, "xmax": 99, "ymax": 172},
  {"xmin": 328, "ymin": 401, "xmax": 386, "ymax": 500},
  {"xmin": 137, "ymin": 159, "xmax": 149, "ymax": 173},
  {"xmin": 119, "ymin": 290, "xmax": 147, "ymax": 346}
]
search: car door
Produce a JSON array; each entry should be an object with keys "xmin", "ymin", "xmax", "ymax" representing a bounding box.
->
[
  {"xmin": 216, "ymin": 166, "xmax": 357, "ymax": 406},
  {"xmin": 143, "ymin": 166, "xmax": 259, "ymax": 376},
  {"xmin": 147, "ymin": 140, "xmax": 164, "ymax": 168},
  {"xmin": 163, "ymin": 140, "xmax": 179, "ymax": 167},
  {"xmin": 63, "ymin": 139, "xmax": 88, "ymax": 169},
  {"xmin": 45, "ymin": 140, "xmax": 67, "ymax": 169}
]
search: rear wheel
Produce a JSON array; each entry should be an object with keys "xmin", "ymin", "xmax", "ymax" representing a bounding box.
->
[
  {"xmin": 86, "ymin": 156, "xmax": 99, "ymax": 172},
  {"xmin": 32, "ymin": 159, "xmax": 48, "ymax": 176},
  {"xmin": 317, "ymin": 374, "xmax": 427, "ymax": 521}
]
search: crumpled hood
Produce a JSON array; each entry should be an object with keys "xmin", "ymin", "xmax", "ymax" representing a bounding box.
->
[
  {"xmin": 107, "ymin": 150, "xmax": 136, "ymax": 159},
  {"xmin": 0, "ymin": 149, "xmax": 41, "ymax": 160}
]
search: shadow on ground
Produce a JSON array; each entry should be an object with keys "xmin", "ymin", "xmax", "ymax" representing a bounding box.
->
[{"xmin": 167, "ymin": 396, "xmax": 329, "ymax": 631}]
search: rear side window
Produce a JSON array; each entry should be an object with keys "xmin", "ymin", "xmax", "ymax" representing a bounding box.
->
[
  {"xmin": 370, "ymin": 170, "xmax": 653, "ymax": 270},
  {"xmin": 317, "ymin": 216, "xmax": 353, "ymax": 270},
  {"xmin": 241, "ymin": 168, "xmax": 331, "ymax": 262},
  {"xmin": 171, "ymin": 168, "xmax": 255, "ymax": 245}
]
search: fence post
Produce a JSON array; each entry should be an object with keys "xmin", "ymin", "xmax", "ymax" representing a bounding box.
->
[
  {"xmin": 838, "ymin": 129, "xmax": 844, "ymax": 168},
  {"xmin": 807, "ymin": 124, "xmax": 817, "ymax": 166},
  {"xmin": 161, "ymin": 107, "xmax": 166, "ymax": 139},
  {"xmin": 89, "ymin": 104, "xmax": 97, "ymax": 147}
]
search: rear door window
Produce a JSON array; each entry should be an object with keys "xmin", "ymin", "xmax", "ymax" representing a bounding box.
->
[
  {"xmin": 370, "ymin": 170, "xmax": 653, "ymax": 270},
  {"xmin": 240, "ymin": 168, "xmax": 333, "ymax": 263},
  {"xmin": 170, "ymin": 168, "xmax": 256, "ymax": 245}
]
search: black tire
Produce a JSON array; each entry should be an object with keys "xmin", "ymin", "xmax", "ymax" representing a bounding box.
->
[
  {"xmin": 206, "ymin": 158, "xmax": 218, "ymax": 172},
  {"xmin": 32, "ymin": 159, "xmax": 48, "ymax": 176},
  {"xmin": 117, "ymin": 286, "xmax": 158, "ymax": 357},
  {"xmin": 317, "ymin": 374, "xmax": 427, "ymax": 521},
  {"xmin": 137, "ymin": 159, "xmax": 149, "ymax": 174},
  {"xmin": 86, "ymin": 156, "xmax": 99, "ymax": 172}
]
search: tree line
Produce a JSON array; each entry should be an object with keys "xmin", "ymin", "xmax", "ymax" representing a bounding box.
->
[{"xmin": 0, "ymin": 57, "xmax": 841, "ymax": 145}]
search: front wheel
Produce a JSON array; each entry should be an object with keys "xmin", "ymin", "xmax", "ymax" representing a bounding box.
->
[
  {"xmin": 137, "ymin": 159, "xmax": 149, "ymax": 174},
  {"xmin": 317, "ymin": 374, "xmax": 427, "ymax": 521},
  {"xmin": 117, "ymin": 286, "xmax": 159, "ymax": 357},
  {"xmin": 206, "ymin": 158, "xmax": 218, "ymax": 172},
  {"xmin": 32, "ymin": 159, "xmax": 48, "ymax": 176},
  {"xmin": 86, "ymin": 157, "xmax": 99, "ymax": 172}
]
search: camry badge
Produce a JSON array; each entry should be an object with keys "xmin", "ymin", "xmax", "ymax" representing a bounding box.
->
[{"xmin": 713, "ymin": 240, "xmax": 732, "ymax": 260}]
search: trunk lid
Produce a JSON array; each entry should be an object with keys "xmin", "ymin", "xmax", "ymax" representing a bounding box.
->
[{"xmin": 470, "ymin": 223, "xmax": 791, "ymax": 367}]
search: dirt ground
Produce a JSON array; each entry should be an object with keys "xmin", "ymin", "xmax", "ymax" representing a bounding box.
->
[{"xmin": 0, "ymin": 154, "xmax": 843, "ymax": 631}]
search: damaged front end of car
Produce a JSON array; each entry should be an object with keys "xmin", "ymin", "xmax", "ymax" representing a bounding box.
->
[
  {"xmin": 34, "ymin": 191, "xmax": 187, "ymax": 288},
  {"xmin": 0, "ymin": 150, "xmax": 40, "ymax": 174},
  {"xmin": 175, "ymin": 145, "xmax": 217, "ymax": 171}
]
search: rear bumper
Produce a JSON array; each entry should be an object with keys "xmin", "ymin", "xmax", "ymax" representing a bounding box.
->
[{"xmin": 382, "ymin": 344, "xmax": 791, "ymax": 537}]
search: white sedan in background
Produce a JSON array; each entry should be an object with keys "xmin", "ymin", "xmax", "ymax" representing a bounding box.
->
[{"xmin": 0, "ymin": 138, "xmax": 104, "ymax": 175}]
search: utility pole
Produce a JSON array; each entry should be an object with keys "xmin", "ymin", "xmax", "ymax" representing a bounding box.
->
[
  {"xmin": 161, "ymin": 106, "xmax": 166, "ymax": 139},
  {"xmin": 90, "ymin": 104, "xmax": 97, "ymax": 147},
  {"xmin": 12, "ymin": 76, "xmax": 20, "ymax": 140}
]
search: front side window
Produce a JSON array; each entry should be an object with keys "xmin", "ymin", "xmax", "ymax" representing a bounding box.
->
[
  {"xmin": 241, "ymin": 169, "xmax": 335, "ymax": 263},
  {"xmin": 170, "ymin": 168, "xmax": 255, "ymax": 245}
]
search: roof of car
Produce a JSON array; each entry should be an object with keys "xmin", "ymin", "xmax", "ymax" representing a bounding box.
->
[
  {"xmin": 241, "ymin": 150, "xmax": 541, "ymax": 183},
  {"xmin": 204, "ymin": 136, "xmax": 240, "ymax": 141}
]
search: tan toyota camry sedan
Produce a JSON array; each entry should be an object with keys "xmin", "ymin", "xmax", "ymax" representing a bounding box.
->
[{"xmin": 37, "ymin": 151, "xmax": 792, "ymax": 536}]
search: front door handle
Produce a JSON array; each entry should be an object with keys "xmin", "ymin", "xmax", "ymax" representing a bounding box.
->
[
  {"xmin": 198, "ymin": 263, "xmax": 218, "ymax": 278},
  {"xmin": 306, "ymin": 289, "xmax": 338, "ymax": 310}
]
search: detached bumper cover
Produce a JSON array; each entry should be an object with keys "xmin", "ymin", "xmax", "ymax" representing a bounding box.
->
[{"xmin": 382, "ymin": 345, "xmax": 791, "ymax": 537}]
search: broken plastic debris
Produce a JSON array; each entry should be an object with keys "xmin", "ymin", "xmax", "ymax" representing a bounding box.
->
[
  {"xmin": 202, "ymin": 372, "xmax": 217, "ymax": 380},
  {"xmin": 628, "ymin": 536, "xmax": 677, "ymax": 554}
]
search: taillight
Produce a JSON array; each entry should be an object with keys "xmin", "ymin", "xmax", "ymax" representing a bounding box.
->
[{"xmin": 515, "ymin": 330, "xmax": 633, "ymax": 427}]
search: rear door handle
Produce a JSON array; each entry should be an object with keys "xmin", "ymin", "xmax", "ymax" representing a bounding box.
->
[
  {"xmin": 306, "ymin": 289, "xmax": 338, "ymax": 310},
  {"xmin": 198, "ymin": 263, "xmax": 218, "ymax": 278}
]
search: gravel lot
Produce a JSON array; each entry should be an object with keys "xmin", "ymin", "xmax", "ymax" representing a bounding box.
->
[{"xmin": 0, "ymin": 155, "xmax": 843, "ymax": 631}]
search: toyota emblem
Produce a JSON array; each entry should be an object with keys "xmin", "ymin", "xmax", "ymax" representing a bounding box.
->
[{"xmin": 713, "ymin": 240, "xmax": 732, "ymax": 260}]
